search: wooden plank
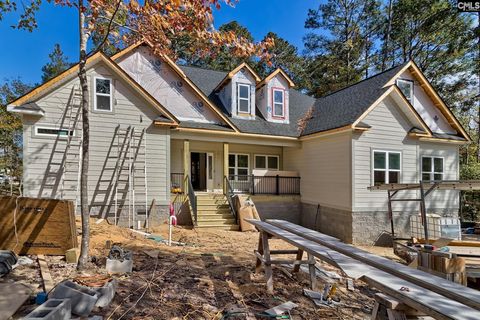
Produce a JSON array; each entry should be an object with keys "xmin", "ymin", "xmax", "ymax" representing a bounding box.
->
[
  {"xmin": 38, "ymin": 254, "xmax": 54, "ymax": 293},
  {"xmin": 246, "ymin": 219, "xmax": 480, "ymax": 320},
  {"xmin": 0, "ymin": 282, "xmax": 31, "ymax": 320},
  {"xmin": 266, "ymin": 219, "xmax": 480, "ymax": 311},
  {"xmin": 0, "ymin": 196, "xmax": 77, "ymax": 255},
  {"xmin": 261, "ymin": 231, "xmax": 273, "ymax": 294}
]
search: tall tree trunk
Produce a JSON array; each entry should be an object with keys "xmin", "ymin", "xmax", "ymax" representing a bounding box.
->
[
  {"xmin": 477, "ymin": 12, "xmax": 480, "ymax": 163},
  {"xmin": 381, "ymin": 0, "xmax": 393, "ymax": 71},
  {"xmin": 77, "ymin": 0, "xmax": 90, "ymax": 270}
]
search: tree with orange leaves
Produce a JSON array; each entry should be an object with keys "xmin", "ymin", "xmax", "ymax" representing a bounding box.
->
[{"xmin": 0, "ymin": 0, "xmax": 273, "ymax": 270}]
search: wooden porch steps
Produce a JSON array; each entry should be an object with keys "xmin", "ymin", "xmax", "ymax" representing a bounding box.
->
[{"xmin": 195, "ymin": 193, "xmax": 238, "ymax": 230}]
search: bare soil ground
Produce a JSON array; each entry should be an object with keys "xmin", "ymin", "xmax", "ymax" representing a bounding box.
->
[{"xmin": 7, "ymin": 219, "xmax": 392, "ymax": 319}]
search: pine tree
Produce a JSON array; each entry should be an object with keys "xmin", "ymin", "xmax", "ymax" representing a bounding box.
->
[
  {"xmin": 304, "ymin": 0, "xmax": 381, "ymax": 97},
  {"xmin": 41, "ymin": 44, "xmax": 71, "ymax": 83},
  {"xmin": 256, "ymin": 32, "xmax": 309, "ymax": 90}
]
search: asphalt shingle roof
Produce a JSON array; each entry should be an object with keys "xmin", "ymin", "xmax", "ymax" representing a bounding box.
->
[
  {"xmin": 180, "ymin": 65, "xmax": 315, "ymax": 137},
  {"xmin": 301, "ymin": 63, "xmax": 407, "ymax": 136},
  {"xmin": 179, "ymin": 63, "xmax": 414, "ymax": 137}
]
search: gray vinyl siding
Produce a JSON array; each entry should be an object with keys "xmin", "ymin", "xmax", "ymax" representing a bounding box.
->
[
  {"xmin": 283, "ymin": 132, "xmax": 352, "ymax": 211},
  {"xmin": 353, "ymin": 96, "xmax": 459, "ymax": 212},
  {"xmin": 22, "ymin": 62, "xmax": 170, "ymax": 209}
]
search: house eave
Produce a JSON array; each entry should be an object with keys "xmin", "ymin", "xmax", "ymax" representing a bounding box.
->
[{"xmin": 7, "ymin": 104, "xmax": 45, "ymax": 116}]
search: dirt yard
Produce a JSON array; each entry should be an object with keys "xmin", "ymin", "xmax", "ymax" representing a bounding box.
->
[{"xmin": 8, "ymin": 219, "xmax": 392, "ymax": 319}]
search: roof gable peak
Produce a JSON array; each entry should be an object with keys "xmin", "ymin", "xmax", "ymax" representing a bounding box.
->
[{"xmin": 257, "ymin": 68, "xmax": 295, "ymax": 88}]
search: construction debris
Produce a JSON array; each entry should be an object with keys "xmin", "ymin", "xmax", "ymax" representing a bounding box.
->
[
  {"xmin": 264, "ymin": 301, "xmax": 298, "ymax": 316},
  {"xmin": 50, "ymin": 280, "xmax": 99, "ymax": 317},
  {"xmin": 24, "ymin": 299, "xmax": 71, "ymax": 320},
  {"xmin": 0, "ymin": 250, "xmax": 17, "ymax": 276},
  {"xmin": 106, "ymin": 245, "xmax": 133, "ymax": 274}
]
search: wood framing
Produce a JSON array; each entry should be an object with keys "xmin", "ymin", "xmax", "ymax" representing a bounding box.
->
[{"xmin": 257, "ymin": 67, "xmax": 295, "ymax": 88}]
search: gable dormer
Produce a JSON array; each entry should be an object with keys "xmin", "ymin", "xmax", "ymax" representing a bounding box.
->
[
  {"xmin": 256, "ymin": 68, "xmax": 295, "ymax": 124},
  {"xmin": 216, "ymin": 63, "xmax": 260, "ymax": 120}
]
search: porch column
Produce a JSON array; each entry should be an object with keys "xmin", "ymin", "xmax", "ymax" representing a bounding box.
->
[
  {"xmin": 183, "ymin": 140, "xmax": 190, "ymax": 191},
  {"xmin": 223, "ymin": 142, "xmax": 229, "ymax": 193}
]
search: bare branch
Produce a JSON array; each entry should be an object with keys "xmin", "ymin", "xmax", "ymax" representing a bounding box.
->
[{"xmin": 94, "ymin": 0, "xmax": 123, "ymax": 52}]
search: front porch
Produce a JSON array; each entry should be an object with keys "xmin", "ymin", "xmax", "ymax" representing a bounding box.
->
[
  {"xmin": 169, "ymin": 137, "xmax": 301, "ymax": 229},
  {"xmin": 169, "ymin": 139, "xmax": 301, "ymax": 195}
]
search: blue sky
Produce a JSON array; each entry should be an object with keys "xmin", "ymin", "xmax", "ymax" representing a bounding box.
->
[{"xmin": 0, "ymin": 0, "xmax": 317, "ymax": 84}]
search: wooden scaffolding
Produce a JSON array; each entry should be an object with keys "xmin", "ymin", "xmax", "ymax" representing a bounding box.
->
[{"xmin": 369, "ymin": 180, "xmax": 480, "ymax": 240}]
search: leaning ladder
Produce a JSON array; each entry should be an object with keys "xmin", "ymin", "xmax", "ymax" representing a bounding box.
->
[
  {"xmin": 113, "ymin": 126, "xmax": 148, "ymax": 229},
  {"xmin": 61, "ymin": 85, "xmax": 82, "ymax": 210}
]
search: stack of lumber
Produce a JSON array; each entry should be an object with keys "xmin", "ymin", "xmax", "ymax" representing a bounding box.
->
[
  {"xmin": 247, "ymin": 219, "xmax": 480, "ymax": 320},
  {"xmin": 417, "ymin": 249, "xmax": 466, "ymax": 285}
]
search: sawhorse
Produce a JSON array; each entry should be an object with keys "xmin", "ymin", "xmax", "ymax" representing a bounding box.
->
[{"xmin": 254, "ymin": 230, "xmax": 317, "ymax": 294}]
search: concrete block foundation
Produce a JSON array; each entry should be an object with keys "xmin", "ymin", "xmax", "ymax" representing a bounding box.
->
[{"xmin": 300, "ymin": 203, "xmax": 353, "ymax": 243}]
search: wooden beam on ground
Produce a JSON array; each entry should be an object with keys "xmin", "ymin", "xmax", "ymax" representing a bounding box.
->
[
  {"xmin": 0, "ymin": 282, "xmax": 31, "ymax": 320},
  {"xmin": 267, "ymin": 219, "xmax": 480, "ymax": 311},
  {"xmin": 38, "ymin": 254, "xmax": 54, "ymax": 293},
  {"xmin": 246, "ymin": 219, "xmax": 480, "ymax": 320}
]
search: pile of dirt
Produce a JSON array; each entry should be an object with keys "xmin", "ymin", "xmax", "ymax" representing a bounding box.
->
[{"xmin": 9, "ymin": 219, "xmax": 380, "ymax": 319}]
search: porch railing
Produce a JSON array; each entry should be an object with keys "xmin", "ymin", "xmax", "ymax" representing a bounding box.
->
[
  {"xmin": 185, "ymin": 175, "xmax": 197, "ymax": 225},
  {"xmin": 224, "ymin": 176, "xmax": 237, "ymax": 223},
  {"xmin": 171, "ymin": 172, "xmax": 184, "ymax": 193},
  {"xmin": 228, "ymin": 175, "xmax": 300, "ymax": 195}
]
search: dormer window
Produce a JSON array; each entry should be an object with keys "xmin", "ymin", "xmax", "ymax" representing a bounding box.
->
[
  {"xmin": 237, "ymin": 83, "xmax": 250, "ymax": 114},
  {"xmin": 396, "ymin": 79, "xmax": 413, "ymax": 104},
  {"xmin": 94, "ymin": 77, "xmax": 112, "ymax": 112},
  {"xmin": 272, "ymin": 88, "xmax": 285, "ymax": 118}
]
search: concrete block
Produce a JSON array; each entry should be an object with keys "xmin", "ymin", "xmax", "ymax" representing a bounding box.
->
[
  {"xmin": 50, "ymin": 281, "xmax": 98, "ymax": 317},
  {"xmin": 93, "ymin": 279, "xmax": 117, "ymax": 308},
  {"xmin": 24, "ymin": 298, "xmax": 71, "ymax": 320},
  {"xmin": 65, "ymin": 248, "xmax": 79, "ymax": 264},
  {"xmin": 106, "ymin": 258, "xmax": 132, "ymax": 274}
]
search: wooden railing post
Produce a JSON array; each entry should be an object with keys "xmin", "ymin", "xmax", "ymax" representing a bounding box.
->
[
  {"xmin": 251, "ymin": 175, "xmax": 255, "ymax": 195},
  {"xmin": 276, "ymin": 175, "xmax": 279, "ymax": 195}
]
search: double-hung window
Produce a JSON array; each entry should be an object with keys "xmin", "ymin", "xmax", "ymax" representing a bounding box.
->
[
  {"xmin": 396, "ymin": 79, "xmax": 414, "ymax": 104},
  {"xmin": 254, "ymin": 155, "xmax": 279, "ymax": 170},
  {"xmin": 94, "ymin": 77, "xmax": 112, "ymax": 112},
  {"xmin": 273, "ymin": 89, "xmax": 284, "ymax": 118},
  {"xmin": 373, "ymin": 150, "xmax": 401, "ymax": 185},
  {"xmin": 421, "ymin": 156, "xmax": 444, "ymax": 181},
  {"xmin": 229, "ymin": 154, "xmax": 249, "ymax": 181},
  {"xmin": 237, "ymin": 83, "xmax": 250, "ymax": 114}
]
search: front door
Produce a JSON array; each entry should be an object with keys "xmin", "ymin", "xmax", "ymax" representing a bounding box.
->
[
  {"xmin": 191, "ymin": 152, "xmax": 213, "ymax": 191},
  {"xmin": 206, "ymin": 152, "xmax": 214, "ymax": 191}
]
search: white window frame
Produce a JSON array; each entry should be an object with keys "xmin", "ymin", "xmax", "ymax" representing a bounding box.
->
[
  {"xmin": 254, "ymin": 154, "xmax": 279, "ymax": 171},
  {"xmin": 93, "ymin": 77, "xmax": 113, "ymax": 112},
  {"xmin": 272, "ymin": 89, "xmax": 285, "ymax": 118},
  {"xmin": 421, "ymin": 156, "xmax": 444, "ymax": 181},
  {"xmin": 35, "ymin": 126, "xmax": 75, "ymax": 138},
  {"xmin": 372, "ymin": 150, "xmax": 402, "ymax": 185},
  {"xmin": 229, "ymin": 153, "xmax": 250, "ymax": 180},
  {"xmin": 396, "ymin": 79, "xmax": 414, "ymax": 104},
  {"xmin": 237, "ymin": 83, "xmax": 251, "ymax": 114}
]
